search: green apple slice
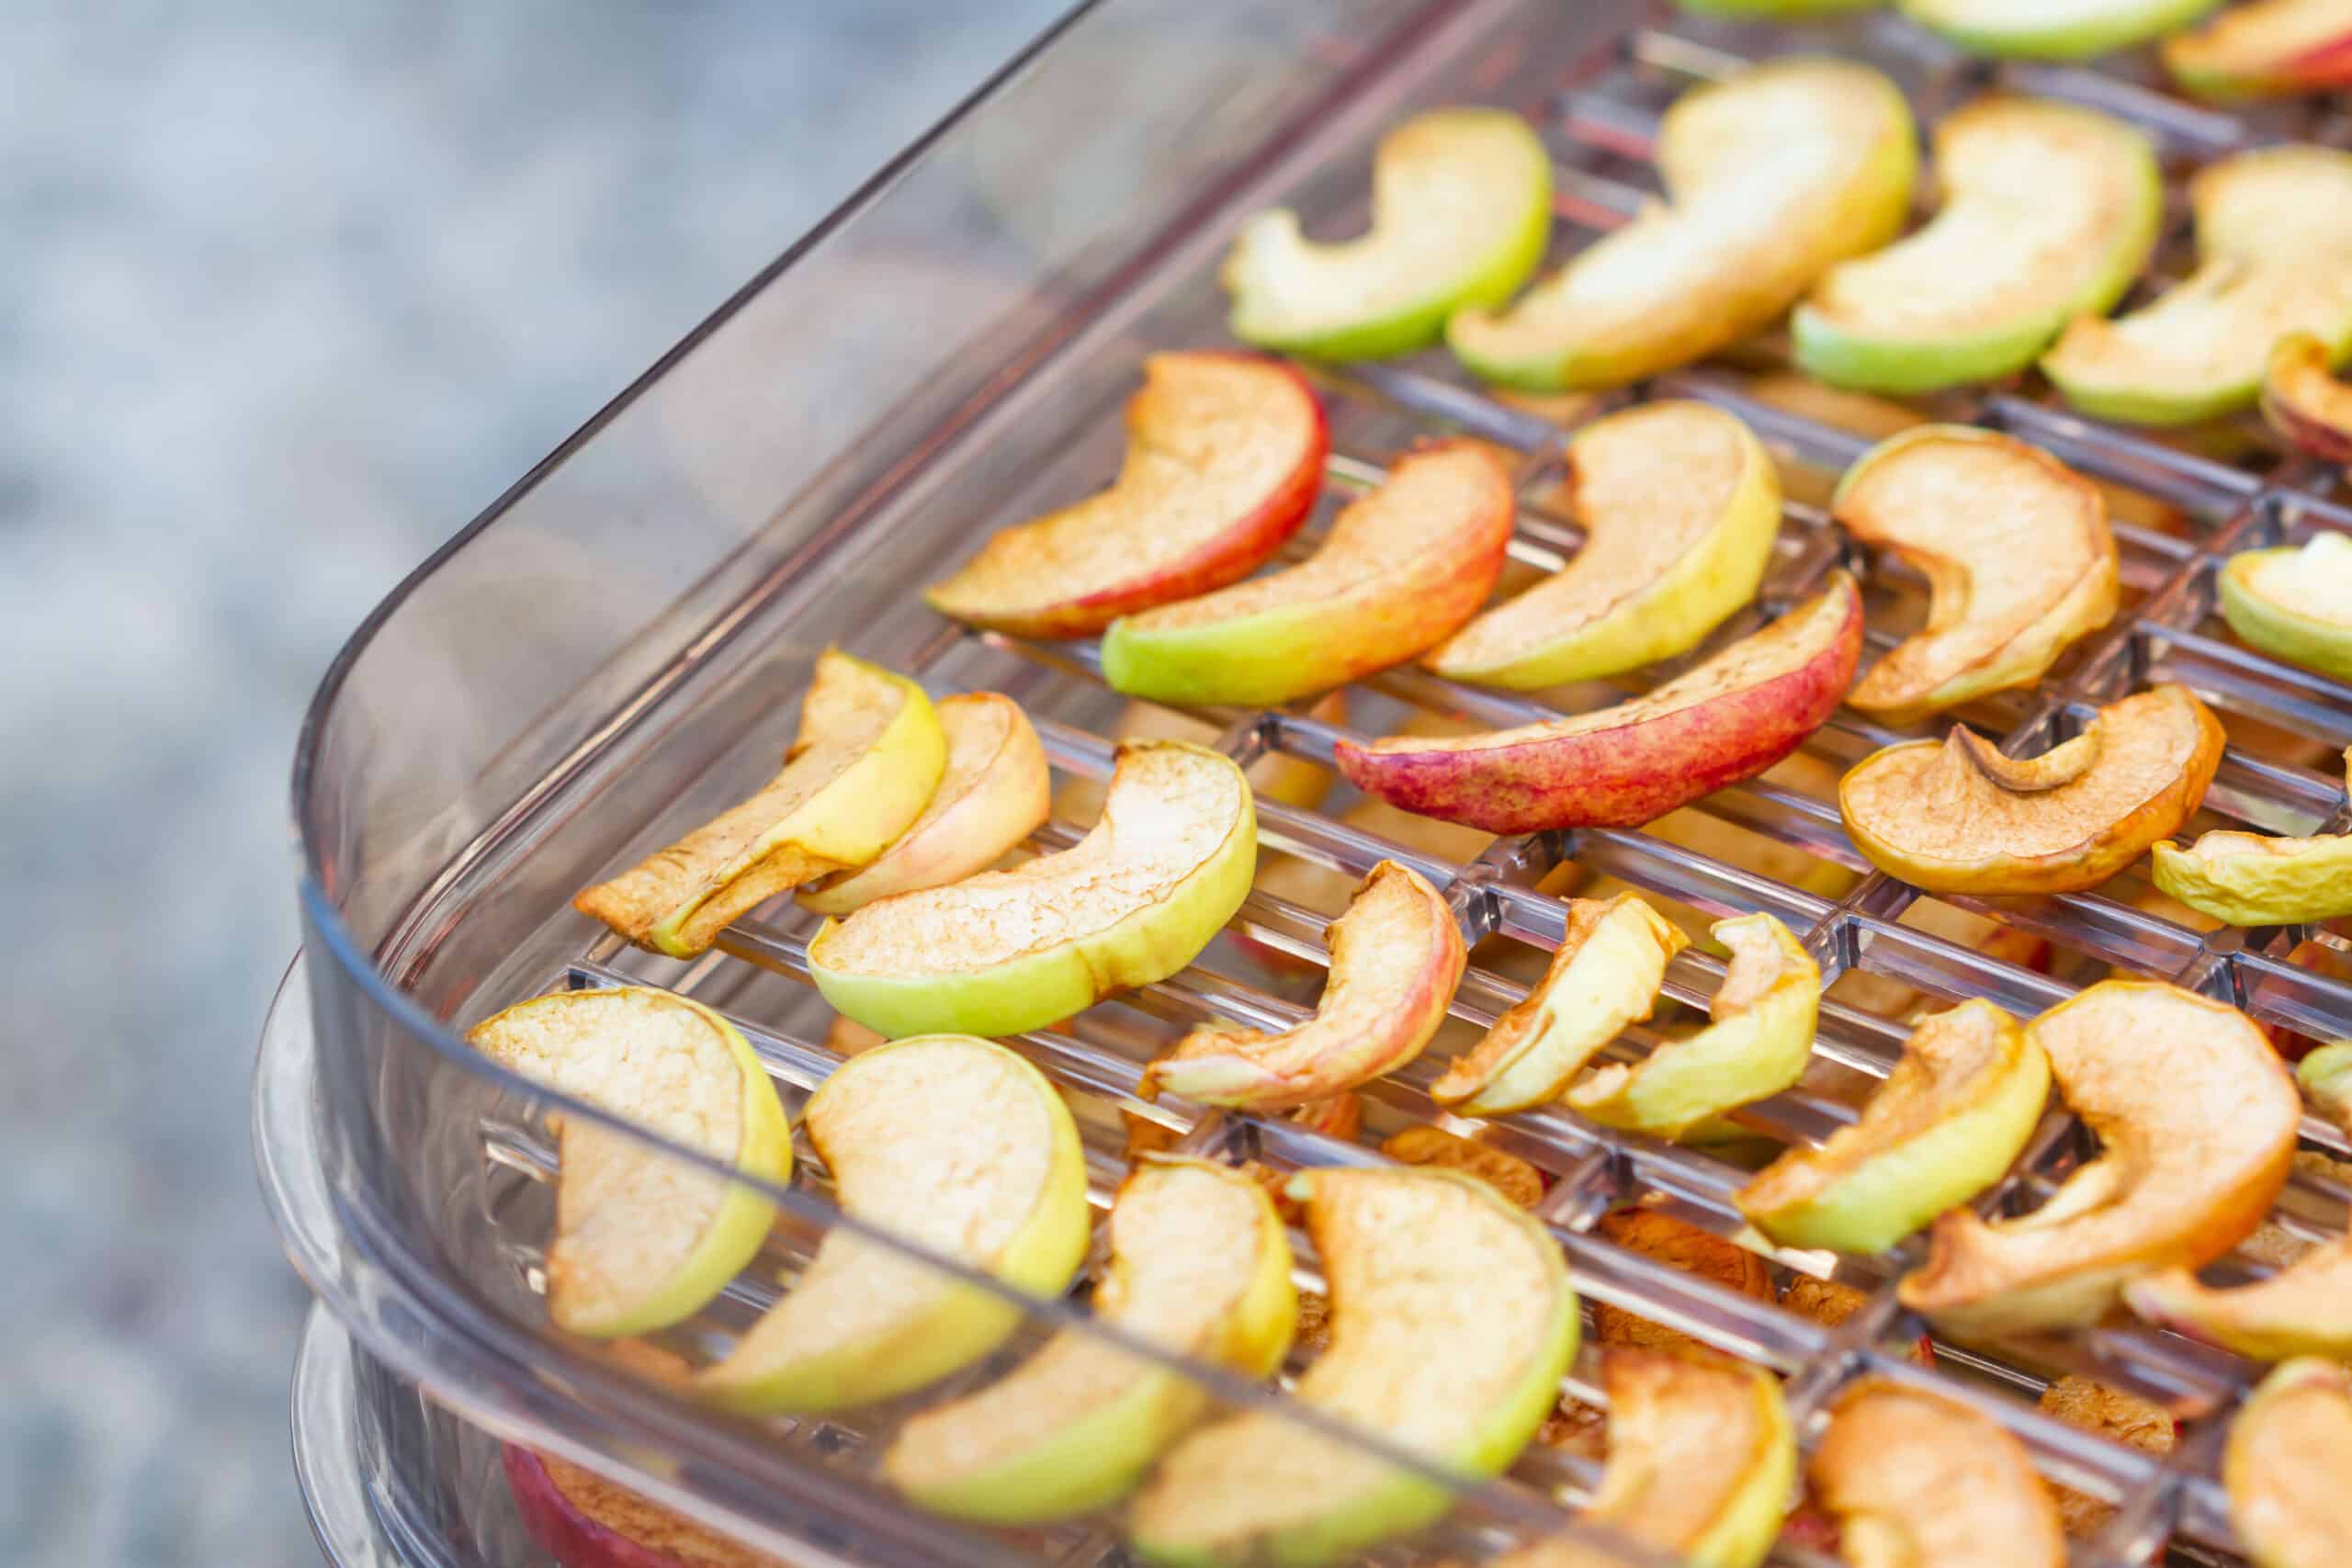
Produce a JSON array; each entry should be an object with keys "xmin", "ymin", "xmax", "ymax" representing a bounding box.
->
[
  {"xmin": 1128, "ymin": 1167, "xmax": 1579, "ymax": 1568},
  {"xmin": 1223, "ymin": 107, "xmax": 1552, "ymax": 361},
  {"xmin": 1897, "ymin": 0, "xmax": 2222, "ymax": 59},
  {"xmin": 1812, "ymin": 1382, "xmax": 2067, "ymax": 1568},
  {"xmin": 575, "ymin": 650, "xmax": 946, "ymax": 957},
  {"xmin": 1566, "ymin": 913, "xmax": 1820, "ymax": 1141},
  {"xmin": 2226, "ymin": 1359, "xmax": 2352, "ymax": 1568},
  {"xmin": 808, "ymin": 740, "xmax": 1256, "ymax": 1040},
  {"xmin": 1737, "ymin": 999, "xmax": 2048, "ymax": 1255},
  {"xmin": 2220, "ymin": 530, "xmax": 2352, "ymax": 682},
  {"xmin": 2301, "ymin": 1039, "xmax": 2352, "ymax": 1121},
  {"xmin": 2167, "ymin": 0, "xmax": 2352, "ymax": 101},
  {"xmin": 695, "ymin": 1035, "xmax": 1089, "ymax": 1414},
  {"xmin": 1680, "ymin": 0, "xmax": 1879, "ymax": 12},
  {"xmin": 1793, "ymin": 97, "xmax": 2160, "ymax": 395},
  {"xmin": 1447, "ymin": 57, "xmax": 1916, "ymax": 391},
  {"xmin": 468, "ymin": 988, "xmax": 793, "ymax": 1339},
  {"xmin": 880, "ymin": 1159, "xmax": 1295, "ymax": 1524},
  {"xmin": 1423, "ymin": 401, "xmax": 1781, "ymax": 690},
  {"xmin": 2152, "ymin": 828, "xmax": 2352, "ymax": 927}
]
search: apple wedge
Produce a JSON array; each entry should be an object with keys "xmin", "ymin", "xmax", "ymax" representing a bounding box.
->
[
  {"xmin": 1379, "ymin": 1125, "xmax": 1546, "ymax": 1209},
  {"xmin": 1222, "ymin": 108, "xmax": 1552, "ymax": 361},
  {"xmin": 1337, "ymin": 571, "xmax": 1863, "ymax": 834},
  {"xmin": 880, "ymin": 1159, "xmax": 1295, "ymax": 1524},
  {"xmin": 2043, "ymin": 147, "xmax": 2352, "ymax": 424},
  {"xmin": 504, "ymin": 1446, "xmax": 784, "ymax": 1568},
  {"xmin": 1141, "ymin": 860, "xmax": 1466, "ymax": 1111},
  {"xmin": 1898, "ymin": 980, "xmax": 2300, "ymax": 1336},
  {"xmin": 1566, "ymin": 913, "xmax": 1821, "ymax": 1141},
  {"xmin": 2152, "ymin": 816, "xmax": 2352, "ymax": 929},
  {"xmin": 2262, "ymin": 333, "xmax": 2352, "ymax": 461},
  {"xmin": 2220, "ymin": 530, "xmax": 2352, "ymax": 683},
  {"xmin": 1809, "ymin": 1382, "xmax": 2066, "ymax": 1568},
  {"xmin": 2168, "ymin": 0, "xmax": 2352, "ymax": 98},
  {"xmin": 1681, "ymin": 0, "xmax": 1878, "ymax": 11},
  {"xmin": 695, "ymin": 1034, "xmax": 1089, "ymax": 1413},
  {"xmin": 467, "ymin": 988, "xmax": 792, "ymax": 1338},
  {"xmin": 1447, "ymin": 58, "xmax": 1916, "ymax": 391},
  {"xmin": 1423, "ymin": 402, "xmax": 1781, "ymax": 690},
  {"xmin": 2303, "ymin": 1039, "xmax": 2352, "ymax": 1117},
  {"xmin": 923, "ymin": 353, "xmax": 1325, "ymax": 637},
  {"xmin": 1899, "ymin": 0, "xmax": 2222, "ymax": 57},
  {"xmin": 808, "ymin": 740, "xmax": 1255, "ymax": 1040},
  {"xmin": 798, "ymin": 693, "xmax": 1048, "ymax": 916},
  {"xmin": 1793, "ymin": 98, "xmax": 2160, "ymax": 394},
  {"xmin": 1101, "ymin": 440, "xmax": 1514, "ymax": 706},
  {"xmin": 575, "ymin": 650, "xmax": 946, "ymax": 957},
  {"xmin": 2227, "ymin": 1359, "xmax": 2352, "ymax": 1568},
  {"xmin": 1431, "ymin": 894, "xmax": 1687, "ymax": 1117},
  {"xmin": 1739, "ymin": 1000, "xmax": 2049, "ymax": 1255},
  {"xmin": 1128, "ymin": 1167, "xmax": 1579, "ymax": 1568},
  {"xmin": 1839, "ymin": 685, "xmax": 2226, "ymax": 896}
]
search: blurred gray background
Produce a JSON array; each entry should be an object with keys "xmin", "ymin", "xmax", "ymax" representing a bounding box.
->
[{"xmin": 0, "ymin": 3, "xmax": 1067, "ymax": 1562}]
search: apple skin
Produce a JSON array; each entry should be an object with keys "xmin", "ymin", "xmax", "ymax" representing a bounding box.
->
[
  {"xmin": 1679, "ymin": 0, "xmax": 1878, "ymax": 11},
  {"xmin": 2220, "ymin": 537, "xmax": 2352, "ymax": 683},
  {"xmin": 1897, "ymin": 0, "xmax": 2224, "ymax": 60},
  {"xmin": 504, "ymin": 1446, "xmax": 783, "ymax": 1568},
  {"xmin": 2263, "ymin": 333, "xmax": 2352, "ymax": 461},
  {"xmin": 2167, "ymin": 0, "xmax": 2352, "ymax": 99},
  {"xmin": 2152, "ymin": 829, "xmax": 2352, "ymax": 927}
]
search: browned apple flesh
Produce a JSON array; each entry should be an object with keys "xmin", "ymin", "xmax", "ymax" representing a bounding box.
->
[
  {"xmin": 2227, "ymin": 1359, "xmax": 2352, "ymax": 1568},
  {"xmin": 504, "ymin": 1445, "xmax": 786, "ymax": 1568},
  {"xmin": 2037, "ymin": 1376, "xmax": 2177, "ymax": 1538},
  {"xmin": 1377, "ymin": 1125, "xmax": 1546, "ymax": 1210},
  {"xmin": 1590, "ymin": 1208, "xmax": 1775, "ymax": 1359},
  {"xmin": 1810, "ymin": 1382, "xmax": 2066, "ymax": 1568},
  {"xmin": 2264, "ymin": 331, "xmax": 2352, "ymax": 461}
]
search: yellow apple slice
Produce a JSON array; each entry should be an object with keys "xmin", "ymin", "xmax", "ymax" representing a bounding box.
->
[
  {"xmin": 2168, "ymin": 0, "xmax": 2352, "ymax": 100},
  {"xmin": 2227, "ymin": 1359, "xmax": 2352, "ymax": 1568},
  {"xmin": 1141, "ymin": 860, "xmax": 1466, "ymax": 1111},
  {"xmin": 2152, "ymin": 825, "xmax": 2352, "ymax": 928},
  {"xmin": 1738, "ymin": 999, "xmax": 2049, "ymax": 1255},
  {"xmin": 2263, "ymin": 332, "xmax": 2352, "ymax": 461},
  {"xmin": 504, "ymin": 1443, "xmax": 786, "ymax": 1568},
  {"xmin": 575, "ymin": 650, "xmax": 946, "ymax": 957},
  {"xmin": 880, "ymin": 1159, "xmax": 1295, "ymax": 1524},
  {"xmin": 1566, "ymin": 913, "xmax": 1820, "ymax": 1141},
  {"xmin": 1834, "ymin": 427, "xmax": 2120, "ymax": 719},
  {"xmin": 1101, "ymin": 440, "xmax": 1514, "ymax": 706},
  {"xmin": 808, "ymin": 740, "xmax": 1255, "ymax": 1040},
  {"xmin": 923, "ymin": 353, "xmax": 1327, "ymax": 637},
  {"xmin": 1899, "ymin": 0, "xmax": 2223, "ymax": 60},
  {"xmin": 1794, "ymin": 98, "xmax": 2159, "ymax": 394},
  {"xmin": 1128, "ymin": 1167, "xmax": 1580, "ymax": 1568},
  {"xmin": 695, "ymin": 1035, "xmax": 1089, "ymax": 1413},
  {"xmin": 1839, "ymin": 685, "xmax": 2226, "ymax": 896},
  {"xmin": 1432, "ymin": 894, "xmax": 1688, "ymax": 1117},
  {"xmin": 1809, "ymin": 1382, "xmax": 2066, "ymax": 1568},
  {"xmin": 2220, "ymin": 529, "xmax": 2352, "ymax": 683},
  {"xmin": 468, "ymin": 988, "xmax": 793, "ymax": 1338},
  {"xmin": 1899, "ymin": 980, "xmax": 2300, "ymax": 1336},
  {"xmin": 1447, "ymin": 58, "xmax": 1916, "ymax": 391},
  {"xmin": 1424, "ymin": 402, "xmax": 1782, "ymax": 690}
]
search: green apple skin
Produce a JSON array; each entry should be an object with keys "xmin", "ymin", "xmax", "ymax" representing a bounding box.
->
[
  {"xmin": 2220, "ymin": 542, "xmax": 2352, "ymax": 683},
  {"xmin": 2042, "ymin": 279, "xmax": 2352, "ymax": 427},
  {"xmin": 2301, "ymin": 1042, "xmax": 2352, "ymax": 1122},
  {"xmin": 1898, "ymin": 0, "xmax": 2222, "ymax": 60},
  {"xmin": 2152, "ymin": 832, "xmax": 2352, "ymax": 928}
]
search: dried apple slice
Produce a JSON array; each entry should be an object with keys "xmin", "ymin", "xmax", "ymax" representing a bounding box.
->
[
  {"xmin": 880, "ymin": 1159, "xmax": 1295, "ymax": 1524},
  {"xmin": 1739, "ymin": 1000, "xmax": 2048, "ymax": 1255},
  {"xmin": 468, "ymin": 988, "xmax": 793, "ymax": 1338},
  {"xmin": 1142, "ymin": 861, "xmax": 1466, "ymax": 1111},
  {"xmin": 1424, "ymin": 402, "xmax": 1781, "ymax": 690},
  {"xmin": 1898, "ymin": 0, "xmax": 2222, "ymax": 58},
  {"xmin": 2263, "ymin": 332, "xmax": 2352, "ymax": 461},
  {"xmin": 2168, "ymin": 0, "xmax": 2352, "ymax": 98},
  {"xmin": 2220, "ymin": 530, "xmax": 2352, "ymax": 683},
  {"xmin": 1793, "ymin": 98, "xmax": 2160, "ymax": 394},
  {"xmin": 1899, "ymin": 980, "xmax": 2300, "ymax": 1336},
  {"xmin": 504, "ymin": 1445, "xmax": 784, "ymax": 1568},
  {"xmin": 2227, "ymin": 1359, "xmax": 2352, "ymax": 1568},
  {"xmin": 1566, "ymin": 914, "xmax": 1821, "ymax": 1141},
  {"xmin": 1101, "ymin": 440, "xmax": 1514, "ymax": 706},
  {"xmin": 1432, "ymin": 894, "xmax": 1688, "ymax": 1117},
  {"xmin": 2043, "ymin": 147, "xmax": 2352, "ymax": 424},
  {"xmin": 1379, "ymin": 1126, "xmax": 1546, "ymax": 1209},
  {"xmin": 1682, "ymin": 0, "xmax": 1878, "ymax": 10},
  {"xmin": 1809, "ymin": 1382, "xmax": 2066, "ymax": 1568},
  {"xmin": 808, "ymin": 740, "xmax": 1255, "ymax": 1040},
  {"xmin": 2152, "ymin": 811, "xmax": 2352, "ymax": 929},
  {"xmin": 575, "ymin": 651, "xmax": 946, "ymax": 957},
  {"xmin": 1128, "ymin": 1167, "xmax": 1580, "ymax": 1568},
  {"xmin": 1834, "ymin": 426, "xmax": 2120, "ymax": 718},
  {"xmin": 1222, "ymin": 108, "xmax": 1552, "ymax": 361},
  {"xmin": 696, "ymin": 1035, "xmax": 1089, "ymax": 1413},
  {"xmin": 1447, "ymin": 58, "xmax": 1916, "ymax": 391},
  {"xmin": 923, "ymin": 353, "xmax": 1325, "ymax": 637},
  {"xmin": 1337, "ymin": 571, "xmax": 1863, "ymax": 833},
  {"xmin": 1839, "ymin": 686, "xmax": 2225, "ymax": 896}
]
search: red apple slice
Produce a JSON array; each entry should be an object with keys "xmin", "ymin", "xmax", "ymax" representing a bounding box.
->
[
  {"xmin": 924, "ymin": 353, "xmax": 1326, "ymax": 637},
  {"xmin": 2167, "ymin": 0, "xmax": 2352, "ymax": 101},
  {"xmin": 504, "ymin": 1445, "xmax": 783, "ymax": 1568},
  {"xmin": 2263, "ymin": 332, "xmax": 2352, "ymax": 461}
]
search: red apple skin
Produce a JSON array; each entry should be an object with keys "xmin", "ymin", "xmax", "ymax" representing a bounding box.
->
[
  {"xmin": 2263, "ymin": 334, "xmax": 2352, "ymax": 463},
  {"xmin": 504, "ymin": 1445, "xmax": 777, "ymax": 1568},
  {"xmin": 2175, "ymin": 28, "xmax": 2352, "ymax": 101}
]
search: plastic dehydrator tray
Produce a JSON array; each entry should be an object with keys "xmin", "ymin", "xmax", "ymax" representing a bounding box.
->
[{"xmin": 261, "ymin": 1, "xmax": 2352, "ymax": 1565}]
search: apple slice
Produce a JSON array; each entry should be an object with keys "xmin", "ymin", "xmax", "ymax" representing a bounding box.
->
[
  {"xmin": 808, "ymin": 740, "xmax": 1255, "ymax": 1040},
  {"xmin": 2043, "ymin": 147, "xmax": 2352, "ymax": 424},
  {"xmin": 1423, "ymin": 402, "xmax": 1781, "ymax": 690},
  {"xmin": 1447, "ymin": 58, "xmax": 1916, "ymax": 391},
  {"xmin": 1838, "ymin": 685, "xmax": 2226, "ymax": 896},
  {"xmin": 1101, "ymin": 440, "xmax": 1514, "ymax": 706},
  {"xmin": 1222, "ymin": 108, "xmax": 1552, "ymax": 361},
  {"xmin": 1592, "ymin": 1209, "xmax": 1777, "ymax": 1359},
  {"xmin": 798, "ymin": 693, "xmax": 1048, "ymax": 916},
  {"xmin": 2227, "ymin": 1359, "xmax": 2352, "ymax": 1568},
  {"xmin": 1809, "ymin": 1382, "xmax": 2066, "ymax": 1568},
  {"xmin": 504, "ymin": 1445, "xmax": 784, "ymax": 1568},
  {"xmin": 1898, "ymin": 980, "xmax": 2300, "ymax": 1336},
  {"xmin": 2262, "ymin": 333, "xmax": 2352, "ymax": 460},
  {"xmin": 1898, "ymin": 0, "xmax": 2222, "ymax": 58},
  {"xmin": 1379, "ymin": 1125, "xmax": 1546, "ymax": 1209},
  {"xmin": 2152, "ymin": 818, "xmax": 2352, "ymax": 929},
  {"xmin": 1739, "ymin": 1000, "xmax": 2049, "ymax": 1255},
  {"xmin": 575, "ymin": 650, "xmax": 946, "ymax": 957},
  {"xmin": 1430, "ymin": 894, "xmax": 1687, "ymax": 1117},
  {"xmin": 923, "ymin": 353, "xmax": 1325, "ymax": 637},
  {"xmin": 880, "ymin": 1159, "xmax": 1295, "ymax": 1524},
  {"xmin": 1141, "ymin": 860, "xmax": 1466, "ymax": 1111},
  {"xmin": 695, "ymin": 1034, "xmax": 1089, "ymax": 1413},
  {"xmin": 1681, "ymin": 0, "xmax": 1879, "ymax": 11},
  {"xmin": 2303, "ymin": 1039, "xmax": 2352, "ymax": 1117},
  {"xmin": 1337, "ymin": 571, "xmax": 1863, "ymax": 833},
  {"xmin": 2168, "ymin": 0, "xmax": 2352, "ymax": 98},
  {"xmin": 1566, "ymin": 913, "xmax": 1821, "ymax": 1141},
  {"xmin": 1793, "ymin": 98, "xmax": 2160, "ymax": 394},
  {"xmin": 468, "ymin": 988, "xmax": 793, "ymax": 1338},
  {"xmin": 2220, "ymin": 529, "xmax": 2352, "ymax": 683},
  {"xmin": 1127, "ymin": 1167, "xmax": 1580, "ymax": 1568},
  {"xmin": 2037, "ymin": 1376, "xmax": 2177, "ymax": 1539}
]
